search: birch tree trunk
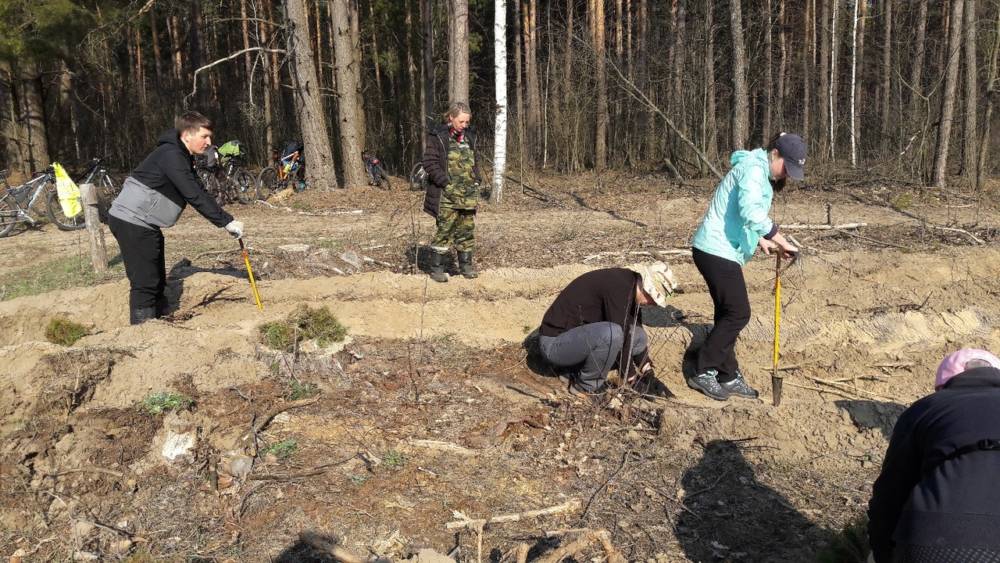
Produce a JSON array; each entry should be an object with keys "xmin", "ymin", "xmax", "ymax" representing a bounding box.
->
[
  {"xmin": 286, "ymin": 0, "xmax": 338, "ymax": 190},
  {"xmin": 448, "ymin": 0, "xmax": 470, "ymax": 103},
  {"xmin": 730, "ymin": 0, "xmax": 749, "ymax": 149},
  {"xmin": 934, "ymin": 0, "xmax": 965, "ymax": 188},
  {"xmin": 963, "ymin": 0, "xmax": 978, "ymax": 178},
  {"xmin": 829, "ymin": 0, "xmax": 839, "ymax": 159},
  {"xmin": 492, "ymin": 0, "xmax": 508, "ymax": 203},
  {"xmin": 819, "ymin": 0, "xmax": 830, "ymax": 155},
  {"xmin": 331, "ymin": 0, "xmax": 367, "ymax": 188},
  {"xmin": 849, "ymin": 0, "xmax": 860, "ymax": 167}
]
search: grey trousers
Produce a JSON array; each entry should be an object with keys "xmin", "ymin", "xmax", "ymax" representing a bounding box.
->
[{"xmin": 539, "ymin": 322, "xmax": 648, "ymax": 392}]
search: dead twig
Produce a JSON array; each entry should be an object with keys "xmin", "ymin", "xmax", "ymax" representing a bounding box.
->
[
  {"xmin": 783, "ymin": 222, "xmax": 867, "ymax": 230},
  {"xmin": 445, "ymin": 499, "xmax": 582, "ymax": 530},
  {"xmin": 535, "ymin": 529, "xmax": 626, "ymax": 563},
  {"xmin": 46, "ymin": 467, "xmax": 124, "ymax": 479}
]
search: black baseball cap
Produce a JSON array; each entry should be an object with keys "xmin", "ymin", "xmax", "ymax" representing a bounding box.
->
[{"xmin": 774, "ymin": 133, "xmax": 807, "ymax": 181}]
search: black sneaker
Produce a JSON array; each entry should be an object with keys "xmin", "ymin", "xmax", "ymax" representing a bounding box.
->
[
  {"xmin": 720, "ymin": 370, "xmax": 759, "ymax": 399},
  {"xmin": 686, "ymin": 369, "xmax": 730, "ymax": 401}
]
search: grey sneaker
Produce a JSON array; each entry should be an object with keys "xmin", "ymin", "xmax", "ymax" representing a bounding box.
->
[
  {"xmin": 686, "ymin": 369, "xmax": 730, "ymax": 401},
  {"xmin": 720, "ymin": 370, "xmax": 759, "ymax": 399}
]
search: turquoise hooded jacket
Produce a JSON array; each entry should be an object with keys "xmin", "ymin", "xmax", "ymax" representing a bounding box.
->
[{"xmin": 691, "ymin": 148, "xmax": 775, "ymax": 266}]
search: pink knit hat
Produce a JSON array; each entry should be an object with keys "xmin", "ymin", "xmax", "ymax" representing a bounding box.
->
[{"xmin": 935, "ymin": 348, "xmax": 1000, "ymax": 389}]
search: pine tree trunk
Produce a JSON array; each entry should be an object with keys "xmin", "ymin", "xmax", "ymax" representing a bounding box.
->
[
  {"xmin": 150, "ymin": 9, "xmax": 164, "ymax": 87},
  {"xmin": 257, "ymin": 6, "xmax": 276, "ymax": 154},
  {"xmin": 421, "ymin": 0, "xmax": 435, "ymax": 149},
  {"xmin": 704, "ymin": 0, "xmax": 717, "ymax": 163},
  {"xmin": 349, "ymin": 0, "xmax": 366, "ymax": 152},
  {"xmin": 168, "ymin": 15, "xmax": 184, "ymax": 82},
  {"xmin": 908, "ymin": 0, "xmax": 929, "ymax": 118},
  {"xmin": 0, "ymin": 60, "xmax": 26, "ymax": 173},
  {"xmin": 286, "ymin": 0, "xmax": 339, "ymax": 189},
  {"xmin": 976, "ymin": 2, "xmax": 1000, "ymax": 190},
  {"xmin": 19, "ymin": 61, "xmax": 50, "ymax": 171},
  {"xmin": 525, "ymin": 0, "xmax": 542, "ymax": 165},
  {"xmin": 514, "ymin": 0, "xmax": 526, "ymax": 168},
  {"xmin": 730, "ymin": 0, "xmax": 749, "ymax": 149},
  {"xmin": 135, "ymin": 26, "xmax": 147, "ymax": 111},
  {"xmin": 592, "ymin": 0, "xmax": 608, "ymax": 170},
  {"xmin": 331, "ymin": 0, "xmax": 367, "ymax": 188},
  {"xmin": 777, "ymin": 0, "xmax": 787, "ymax": 132},
  {"xmin": 963, "ymin": 0, "xmax": 978, "ymax": 178},
  {"xmin": 819, "ymin": 0, "xmax": 830, "ymax": 155},
  {"xmin": 763, "ymin": 0, "xmax": 773, "ymax": 144},
  {"xmin": 448, "ymin": 0, "xmax": 470, "ymax": 103},
  {"xmin": 880, "ymin": 0, "xmax": 892, "ymax": 145},
  {"xmin": 315, "ymin": 0, "xmax": 324, "ymax": 90},
  {"xmin": 934, "ymin": 0, "xmax": 965, "ymax": 188}
]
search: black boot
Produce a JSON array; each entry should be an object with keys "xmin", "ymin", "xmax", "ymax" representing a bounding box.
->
[
  {"xmin": 457, "ymin": 251, "xmax": 478, "ymax": 279},
  {"xmin": 429, "ymin": 251, "xmax": 449, "ymax": 283},
  {"xmin": 130, "ymin": 307, "xmax": 157, "ymax": 325}
]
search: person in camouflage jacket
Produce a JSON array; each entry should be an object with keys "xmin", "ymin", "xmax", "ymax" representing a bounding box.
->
[{"xmin": 422, "ymin": 102, "xmax": 482, "ymax": 282}]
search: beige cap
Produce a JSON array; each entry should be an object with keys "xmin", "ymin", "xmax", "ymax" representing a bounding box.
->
[{"xmin": 628, "ymin": 261, "xmax": 678, "ymax": 308}]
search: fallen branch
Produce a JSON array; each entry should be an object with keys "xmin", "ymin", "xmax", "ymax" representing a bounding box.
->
[
  {"xmin": 786, "ymin": 380, "xmax": 865, "ymax": 401},
  {"xmin": 242, "ymin": 397, "xmax": 320, "ymax": 450},
  {"xmin": 807, "ymin": 376, "xmax": 896, "ymax": 402},
  {"xmin": 928, "ymin": 224, "xmax": 985, "ymax": 245},
  {"xmin": 535, "ymin": 529, "xmax": 626, "ymax": 563},
  {"xmin": 445, "ymin": 499, "xmax": 582, "ymax": 531},
  {"xmin": 47, "ymin": 467, "xmax": 124, "ymax": 479},
  {"xmin": 783, "ymin": 222, "xmax": 867, "ymax": 230}
]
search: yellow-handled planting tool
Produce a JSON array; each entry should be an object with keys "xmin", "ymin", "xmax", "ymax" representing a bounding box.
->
[{"xmin": 239, "ymin": 238, "xmax": 263, "ymax": 311}]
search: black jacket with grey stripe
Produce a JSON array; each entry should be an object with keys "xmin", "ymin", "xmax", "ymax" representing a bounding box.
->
[{"xmin": 110, "ymin": 129, "xmax": 233, "ymax": 229}]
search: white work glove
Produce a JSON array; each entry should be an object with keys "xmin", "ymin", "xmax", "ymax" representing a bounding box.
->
[{"xmin": 225, "ymin": 220, "xmax": 244, "ymax": 238}]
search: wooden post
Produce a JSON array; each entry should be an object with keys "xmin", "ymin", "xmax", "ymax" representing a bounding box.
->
[{"xmin": 79, "ymin": 183, "xmax": 108, "ymax": 274}]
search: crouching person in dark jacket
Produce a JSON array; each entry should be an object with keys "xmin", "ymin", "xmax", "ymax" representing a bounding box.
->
[
  {"xmin": 538, "ymin": 263, "xmax": 677, "ymax": 396},
  {"xmin": 422, "ymin": 101, "xmax": 481, "ymax": 282},
  {"xmin": 868, "ymin": 348, "xmax": 1000, "ymax": 563},
  {"xmin": 108, "ymin": 111, "xmax": 244, "ymax": 324}
]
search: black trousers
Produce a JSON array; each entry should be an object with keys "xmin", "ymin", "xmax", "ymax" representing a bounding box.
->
[
  {"xmin": 109, "ymin": 215, "xmax": 166, "ymax": 312},
  {"xmin": 692, "ymin": 248, "xmax": 751, "ymax": 382}
]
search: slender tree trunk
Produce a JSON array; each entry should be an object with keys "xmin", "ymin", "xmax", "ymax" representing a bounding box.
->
[
  {"xmin": 448, "ymin": 0, "xmax": 470, "ymax": 103},
  {"xmin": 349, "ymin": 0, "xmax": 366, "ymax": 152},
  {"xmin": 976, "ymin": 2, "xmax": 1000, "ymax": 191},
  {"xmin": 493, "ymin": 0, "xmax": 508, "ymax": 203},
  {"xmin": 167, "ymin": 15, "xmax": 184, "ymax": 82},
  {"xmin": 803, "ymin": 0, "xmax": 812, "ymax": 141},
  {"xmin": 58, "ymin": 60, "xmax": 80, "ymax": 162},
  {"xmin": 421, "ymin": 0, "xmax": 434, "ymax": 149},
  {"xmin": 730, "ymin": 0, "xmax": 749, "ymax": 149},
  {"xmin": 240, "ymin": 0, "xmax": 253, "ymax": 84},
  {"xmin": 150, "ymin": 9, "xmax": 164, "ymax": 87},
  {"xmin": 934, "ymin": 0, "xmax": 965, "ymax": 188},
  {"xmin": 257, "ymin": 6, "xmax": 276, "ymax": 154},
  {"xmin": 18, "ymin": 61, "xmax": 50, "ymax": 171},
  {"xmin": 525, "ymin": 0, "xmax": 542, "ymax": 164},
  {"xmin": 963, "ymin": 0, "xmax": 978, "ymax": 178},
  {"xmin": 135, "ymin": 26, "xmax": 147, "ymax": 111},
  {"xmin": 286, "ymin": 0, "xmax": 338, "ymax": 189},
  {"xmin": 592, "ymin": 0, "xmax": 608, "ymax": 170},
  {"xmin": 763, "ymin": 0, "xmax": 773, "ymax": 143},
  {"xmin": 880, "ymin": 0, "xmax": 892, "ymax": 144},
  {"xmin": 331, "ymin": 0, "xmax": 367, "ymax": 188},
  {"xmin": 704, "ymin": 0, "xmax": 717, "ymax": 163},
  {"xmin": 908, "ymin": 0, "xmax": 929, "ymax": 118},
  {"xmin": 850, "ymin": 0, "xmax": 861, "ymax": 167},
  {"xmin": 829, "ymin": 0, "xmax": 839, "ymax": 159},
  {"xmin": 777, "ymin": 0, "xmax": 787, "ymax": 132},
  {"xmin": 369, "ymin": 0, "xmax": 384, "ymax": 97},
  {"xmin": 190, "ymin": 2, "xmax": 204, "ymax": 75},
  {"xmin": 514, "ymin": 0, "xmax": 526, "ymax": 167},
  {"xmin": 819, "ymin": 0, "xmax": 830, "ymax": 155},
  {"xmin": 563, "ymin": 0, "xmax": 575, "ymax": 170}
]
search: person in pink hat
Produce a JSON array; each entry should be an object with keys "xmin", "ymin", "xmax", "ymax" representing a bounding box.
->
[{"xmin": 868, "ymin": 348, "xmax": 1000, "ymax": 562}]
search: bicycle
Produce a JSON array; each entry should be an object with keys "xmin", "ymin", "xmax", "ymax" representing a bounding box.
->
[
  {"xmin": 0, "ymin": 167, "xmax": 85, "ymax": 237},
  {"xmin": 197, "ymin": 148, "xmax": 254, "ymax": 205},
  {"xmin": 257, "ymin": 146, "xmax": 305, "ymax": 199},
  {"xmin": 362, "ymin": 149, "xmax": 391, "ymax": 189}
]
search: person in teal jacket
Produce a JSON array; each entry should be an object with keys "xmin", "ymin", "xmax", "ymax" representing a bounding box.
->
[{"xmin": 687, "ymin": 133, "xmax": 806, "ymax": 401}]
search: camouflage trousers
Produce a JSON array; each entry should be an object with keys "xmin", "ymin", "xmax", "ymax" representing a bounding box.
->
[{"xmin": 431, "ymin": 206, "xmax": 476, "ymax": 253}]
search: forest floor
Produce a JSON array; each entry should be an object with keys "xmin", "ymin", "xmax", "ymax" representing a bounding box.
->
[{"xmin": 2, "ymin": 170, "xmax": 999, "ymax": 562}]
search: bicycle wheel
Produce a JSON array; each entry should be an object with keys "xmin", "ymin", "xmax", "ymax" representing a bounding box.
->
[
  {"xmin": 233, "ymin": 170, "xmax": 255, "ymax": 203},
  {"xmin": 0, "ymin": 195, "xmax": 18, "ymax": 237},
  {"xmin": 256, "ymin": 166, "xmax": 279, "ymax": 200},
  {"xmin": 46, "ymin": 187, "xmax": 86, "ymax": 231}
]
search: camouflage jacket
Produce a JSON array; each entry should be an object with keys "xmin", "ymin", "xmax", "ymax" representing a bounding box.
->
[{"xmin": 422, "ymin": 124, "xmax": 481, "ymax": 217}]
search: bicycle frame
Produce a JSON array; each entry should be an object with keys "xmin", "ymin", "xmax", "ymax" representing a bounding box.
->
[{"xmin": 2, "ymin": 172, "xmax": 56, "ymax": 224}]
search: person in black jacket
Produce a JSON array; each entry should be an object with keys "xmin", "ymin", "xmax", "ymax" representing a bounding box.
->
[
  {"xmin": 538, "ymin": 263, "xmax": 677, "ymax": 394},
  {"xmin": 108, "ymin": 111, "xmax": 244, "ymax": 324},
  {"xmin": 868, "ymin": 348, "xmax": 1000, "ymax": 562},
  {"xmin": 422, "ymin": 101, "xmax": 481, "ymax": 282}
]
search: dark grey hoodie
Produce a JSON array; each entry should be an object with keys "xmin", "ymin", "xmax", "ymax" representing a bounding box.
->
[{"xmin": 109, "ymin": 129, "xmax": 234, "ymax": 229}]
